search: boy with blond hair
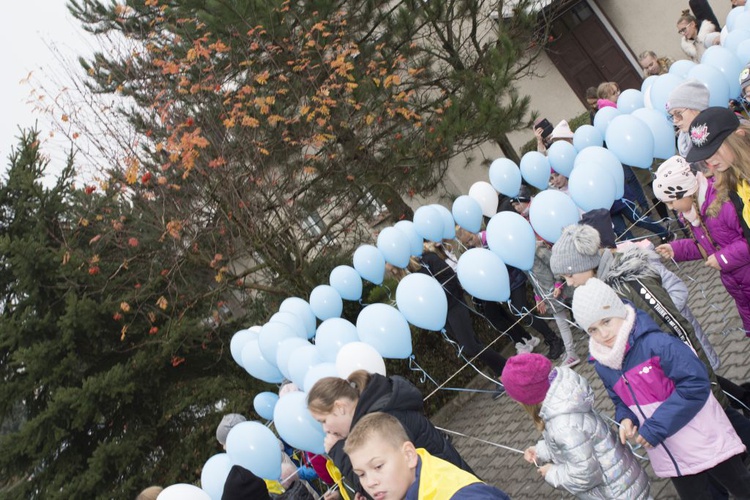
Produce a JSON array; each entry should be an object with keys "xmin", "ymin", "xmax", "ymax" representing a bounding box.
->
[{"xmin": 344, "ymin": 412, "xmax": 510, "ymax": 500}]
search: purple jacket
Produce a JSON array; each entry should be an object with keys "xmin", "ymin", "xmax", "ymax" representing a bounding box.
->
[
  {"xmin": 671, "ymin": 177, "xmax": 750, "ymax": 327},
  {"xmin": 594, "ymin": 308, "xmax": 744, "ymax": 478}
]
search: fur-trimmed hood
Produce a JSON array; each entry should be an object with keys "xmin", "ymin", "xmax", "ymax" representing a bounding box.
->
[{"xmin": 596, "ymin": 246, "xmax": 660, "ymax": 294}]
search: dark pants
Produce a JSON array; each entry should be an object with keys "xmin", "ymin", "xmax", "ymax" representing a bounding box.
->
[
  {"xmin": 479, "ymin": 299, "xmax": 533, "ymax": 344},
  {"xmin": 446, "ymin": 301, "xmax": 506, "ymax": 377},
  {"xmin": 671, "ymin": 453, "xmax": 750, "ymax": 500},
  {"xmin": 508, "ymin": 286, "xmax": 559, "ymax": 346},
  {"xmin": 611, "ymin": 201, "xmax": 669, "ymax": 241}
]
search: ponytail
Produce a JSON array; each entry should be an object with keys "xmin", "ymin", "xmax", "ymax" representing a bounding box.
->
[{"xmin": 307, "ymin": 370, "xmax": 372, "ymax": 413}]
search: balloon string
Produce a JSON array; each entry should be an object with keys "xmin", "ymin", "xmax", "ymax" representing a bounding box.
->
[
  {"xmin": 423, "ymin": 307, "xmax": 534, "ymax": 402},
  {"xmin": 440, "ymin": 328, "xmax": 464, "ymax": 358},
  {"xmin": 613, "ymin": 198, "xmax": 673, "ymax": 244},
  {"xmin": 408, "ymin": 355, "xmax": 438, "ymax": 386},
  {"xmin": 435, "ymin": 426, "xmax": 525, "ymax": 455}
]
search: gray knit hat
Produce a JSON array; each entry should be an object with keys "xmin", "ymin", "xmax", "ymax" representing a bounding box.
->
[
  {"xmin": 572, "ymin": 278, "xmax": 627, "ymax": 332},
  {"xmin": 549, "ymin": 224, "xmax": 602, "ymax": 276},
  {"xmin": 666, "ymin": 79, "xmax": 709, "ymax": 112},
  {"xmin": 216, "ymin": 413, "xmax": 246, "ymax": 445},
  {"xmin": 740, "ymin": 64, "xmax": 750, "ymax": 94}
]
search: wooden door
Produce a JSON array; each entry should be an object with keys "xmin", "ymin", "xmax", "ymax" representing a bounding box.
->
[{"xmin": 545, "ymin": 1, "xmax": 641, "ymax": 103}]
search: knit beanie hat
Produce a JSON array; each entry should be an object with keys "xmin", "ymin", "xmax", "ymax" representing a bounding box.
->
[
  {"xmin": 572, "ymin": 278, "xmax": 627, "ymax": 332},
  {"xmin": 550, "ymin": 120, "xmax": 574, "ymax": 140},
  {"xmin": 653, "ymin": 156, "xmax": 698, "ymax": 201},
  {"xmin": 549, "ymin": 224, "xmax": 601, "ymax": 276},
  {"xmin": 500, "ymin": 353, "xmax": 552, "ymax": 405},
  {"xmin": 216, "ymin": 413, "xmax": 246, "ymax": 445},
  {"xmin": 666, "ymin": 79, "xmax": 709, "ymax": 112},
  {"xmin": 741, "ymin": 64, "xmax": 750, "ymax": 94},
  {"xmin": 579, "ymin": 209, "xmax": 617, "ymax": 249}
]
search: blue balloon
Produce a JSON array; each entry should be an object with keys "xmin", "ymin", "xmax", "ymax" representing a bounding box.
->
[
  {"xmin": 376, "ymin": 227, "xmax": 411, "ymax": 268},
  {"xmin": 451, "ymin": 195, "xmax": 483, "ymax": 233},
  {"xmin": 241, "ymin": 339, "xmax": 284, "ymax": 383},
  {"xmin": 309, "ymin": 284, "xmax": 343, "ymax": 321},
  {"xmin": 413, "ymin": 206, "xmax": 444, "ymax": 242},
  {"xmin": 734, "ymin": 10, "xmax": 750, "ymax": 32},
  {"xmin": 728, "ymin": 6, "xmax": 745, "ymax": 31},
  {"xmin": 737, "ymin": 38, "xmax": 750, "ymax": 64},
  {"xmin": 568, "ymin": 163, "xmax": 617, "ymax": 211},
  {"xmin": 593, "ymin": 106, "xmax": 622, "ymax": 137},
  {"xmin": 547, "ymin": 141, "xmax": 576, "ymax": 177},
  {"xmin": 632, "ymin": 108, "xmax": 677, "ymax": 160},
  {"xmin": 258, "ymin": 321, "xmax": 297, "ymax": 364},
  {"xmin": 226, "ymin": 421, "xmax": 282, "ymax": 480},
  {"xmin": 649, "ymin": 73, "xmax": 684, "ymax": 115},
  {"xmin": 201, "ymin": 453, "xmax": 233, "ymax": 500},
  {"xmin": 329, "ymin": 265, "xmax": 363, "ymax": 301},
  {"xmin": 725, "ymin": 29, "xmax": 750, "ymax": 53},
  {"xmin": 617, "ymin": 89, "xmax": 644, "ymax": 114},
  {"xmin": 269, "ymin": 312, "xmax": 306, "ymax": 339},
  {"xmin": 702, "ymin": 45, "xmax": 743, "ymax": 97},
  {"xmin": 303, "ymin": 362, "xmax": 339, "ymax": 393},
  {"xmin": 353, "ymin": 244, "xmax": 386, "ymax": 285},
  {"xmin": 688, "ymin": 64, "xmax": 730, "ymax": 107},
  {"xmin": 489, "ymin": 158, "xmax": 521, "ymax": 197},
  {"xmin": 431, "ymin": 204, "xmax": 456, "ymax": 240},
  {"xmin": 574, "ymin": 147, "xmax": 624, "ymax": 199},
  {"xmin": 605, "ymin": 115, "xmax": 654, "ymax": 169},
  {"xmin": 456, "ymin": 248, "xmax": 510, "ymax": 302},
  {"xmin": 573, "ymin": 124, "xmax": 603, "ymax": 152},
  {"xmin": 288, "ymin": 344, "xmax": 322, "ymax": 388},
  {"xmin": 641, "ymin": 75, "xmax": 658, "ymax": 94},
  {"xmin": 230, "ymin": 327, "xmax": 259, "ymax": 368},
  {"xmin": 276, "ymin": 337, "xmax": 311, "ymax": 380},
  {"xmin": 394, "ymin": 220, "xmax": 424, "ymax": 257},
  {"xmin": 529, "ymin": 190, "xmax": 580, "ymax": 243},
  {"xmin": 279, "ymin": 297, "xmax": 316, "ymax": 339},
  {"xmin": 395, "ymin": 273, "xmax": 448, "ymax": 331},
  {"xmin": 356, "ymin": 303, "xmax": 412, "ymax": 359},
  {"xmin": 315, "ymin": 318, "xmax": 359, "ymax": 362},
  {"xmin": 520, "ymin": 151, "xmax": 551, "ymax": 190},
  {"xmin": 486, "ymin": 211, "xmax": 536, "ymax": 271},
  {"xmin": 275, "ymin": 391, "xmax": 325, "ymax": 454},
  {"xmin": 253, "ymin": 392, "xmax": 279, "ymax": 421},
  {"xmin": 668, "ymin": 59, "xmax": 696, "ymax": 78}
]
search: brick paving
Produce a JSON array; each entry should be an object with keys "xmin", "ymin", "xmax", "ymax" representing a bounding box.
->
[{"xmin": 430, "ymin": 253, "xmax": 750, "ymax": 499}]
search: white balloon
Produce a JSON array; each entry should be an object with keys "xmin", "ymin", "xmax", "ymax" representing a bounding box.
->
[
  {"xmin": 336, "ymin": 342, "xmax": 386, "ymax": 378},
  {"xmin": 468, "ymin": 181, "xmax": 498, "ymax": 218},
  {"xmin": 158, "ymin": 484, "xmax": 211, "ymax": 500}
]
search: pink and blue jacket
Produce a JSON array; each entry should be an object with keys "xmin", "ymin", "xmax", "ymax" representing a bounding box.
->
[
  {"xmin": 593, "ymin": 308, "xmax": 744, "ymax": 478},
  {"xmin": 670, "ymin": 176, "xmax": 750, "ymax": 334}
]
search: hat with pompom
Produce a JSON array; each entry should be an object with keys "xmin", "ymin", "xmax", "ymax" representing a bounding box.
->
[
  {"xmin": 549, "ymin": 224, "xmax": 602, "ymax": 276},
  {"xmin": 501, "ymin": 353, "xmax": 553, "ymax": 405}
]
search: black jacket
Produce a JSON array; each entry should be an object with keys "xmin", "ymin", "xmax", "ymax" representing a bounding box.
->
[{"xmin": 328, "ymin": 374, "xmax": 472, "ymax": 496}]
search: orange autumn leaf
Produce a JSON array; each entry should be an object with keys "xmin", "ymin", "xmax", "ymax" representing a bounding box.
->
[
  {"xmin": 120, "ymin": 302, "xmax": 131, "ymax": 313},
  {"xmin": 156, "ymin": 296, "xmax": 168, "ymax": 310},
  {"xmin": 61, "ymin": 114, "xmax": 69, "ymax": 122},
  {"xmin": 254, "ymin": 71, "xmax": 270, "ymax": 85}
]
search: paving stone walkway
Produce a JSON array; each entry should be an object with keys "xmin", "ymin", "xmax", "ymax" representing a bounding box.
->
[{"xmin": 431, "ymin": 254, "xmax": 750, "ymax": 499}]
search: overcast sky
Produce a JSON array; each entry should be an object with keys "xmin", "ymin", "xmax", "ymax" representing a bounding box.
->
[{"xmin": 0, "ymin": 1, "xmax": 94, "ymax": 179}]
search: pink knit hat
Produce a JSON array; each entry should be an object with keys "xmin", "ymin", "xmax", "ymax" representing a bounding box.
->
[{"xmin": 501, "ymin": 353, "xmax": 553, "ymax": 405}]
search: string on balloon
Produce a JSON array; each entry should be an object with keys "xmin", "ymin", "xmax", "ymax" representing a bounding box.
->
[
  {"xmin": 613, "ymin": 198, "xmax": 674, "ymax": 244},
  {"xmin": 408, "ymin": 355, "xmax": 498, "ymax": 394}
]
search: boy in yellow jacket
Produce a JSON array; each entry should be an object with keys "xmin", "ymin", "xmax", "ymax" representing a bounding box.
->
[{"xmin": 343, "ymin": 413, "xmax": 510, "ymax": 500}]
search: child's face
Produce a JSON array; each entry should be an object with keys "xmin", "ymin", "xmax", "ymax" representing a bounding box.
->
[
  {"xmin": 705, "ymin": 142, "xmax": 736, "ymax": 173},
  {"xmin": 512, "ymin": 200, "xmax": 529, "ymax": 215},
  {"xmin": 549, "ymin": 172, "xmax": 568, "ymax": 190},
  {"xmin": 587, "ymin": 316, "xmax": 624, "ymax": 348},
  {"xmin": 640, "ymin": 55, "xmax": 660, "ymax": 76},
  {"xmin": 562, "ymin": 269, "xmax": 595, "ymax": 288},
  {"xmin": 665, "ymin": 195, "xmax": 694, "ymax": 214},
  {"xmin": 309, "ymin": 400, "xmax": 355, "ymax": 440},
  {"xmin": 586, "ymin": 97, "xmax": 598, "ymax": 111},
  {"xmin": 349, "ymin": 440, "xmax": 418, "ymax": 500}
]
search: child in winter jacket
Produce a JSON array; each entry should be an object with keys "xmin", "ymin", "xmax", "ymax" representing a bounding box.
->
[
  {"xmin": 502, "ymin": 353, "xmax": 650, "ymax": 499},
  {"xmin": 654, "ymin": 155, "xmax": 750, "ymax": 336},
  {"xmin": 344, "ymin": 412, "xmax": 510, "ymax": 500},
  {"xmin": 572, "ymin": 278, "xmax": 750, "ymax": 499}
]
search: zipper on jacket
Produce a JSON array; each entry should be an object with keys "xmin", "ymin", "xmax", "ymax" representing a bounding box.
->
[{"xmin": 621, "ymin": 373, "xmax": 682, "ymax": 476}]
